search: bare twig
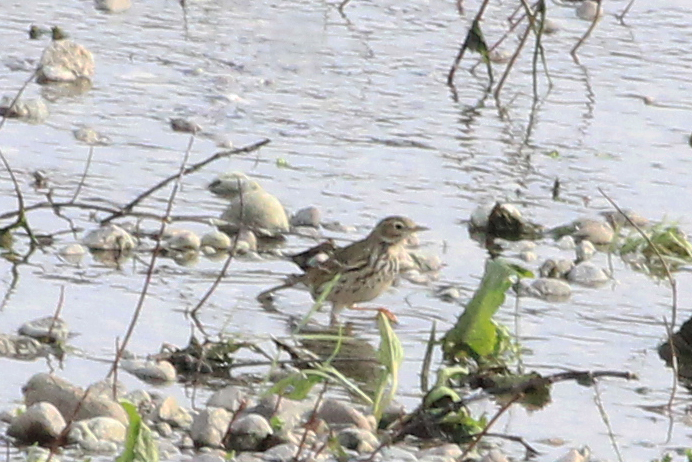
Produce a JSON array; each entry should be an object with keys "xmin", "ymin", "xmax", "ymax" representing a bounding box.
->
[
  {"xmin": 458, "ymin": 394, "xmax": 521, "ymax": 460},
  {"xmin": 493, "ymin": 16, "xmax": 532, "ymax": 101},
  {"xmin": 616, "ymin": 0, "xmax": 636, "ymax": 23},
  {"xmin": 70, "ymin": 145, "xmax": 94, "ymax": 203},
  {"xmin": 108, "ymin": 134, "xmax": 195, "ymax": 378},
  {"xmin": 593, "ymin": 379, "xmax": 624, "ymax": 462},
  {"xmin": 571, "ymin": 0, "xmax": 602, "ymax": 60},
  {"xmin": 100, "ymin": 138, "xmax": 270, "ymax": 224},
  {"xmin": 47, "ymin": 286, "xmax": 66, "ymax": 342},
  {"xmin": 447, "ymin": 0, "xmax": 492, "ymax": 93}
]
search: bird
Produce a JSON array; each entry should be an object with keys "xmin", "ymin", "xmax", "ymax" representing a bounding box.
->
[{"xmin": 258, "ymin": 216, "xmax": 428, "ymax": 324}]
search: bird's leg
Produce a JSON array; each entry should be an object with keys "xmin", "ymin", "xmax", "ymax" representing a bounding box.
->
[
  {"xmin": 346, "ymin": 306, "xmax": 399, "ymax": 324},
  {"xmin": 256, "ymin": 275, "xmax": 301, "ymax": 302}
]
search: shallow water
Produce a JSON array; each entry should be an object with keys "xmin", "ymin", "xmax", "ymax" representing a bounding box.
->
[{"xmin": 2, "ymin": 0, "xmax": 692, "ymax": 460}]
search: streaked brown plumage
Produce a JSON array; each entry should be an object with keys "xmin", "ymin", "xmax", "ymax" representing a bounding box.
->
[{"xmin": 259, "ymin": 216, "xmax": 427, "ymax": 323}]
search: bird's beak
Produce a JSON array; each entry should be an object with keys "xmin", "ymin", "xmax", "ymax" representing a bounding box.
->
[{"xmin": 411, "ymin": 225, "xmax": 429, "ymax": 233}]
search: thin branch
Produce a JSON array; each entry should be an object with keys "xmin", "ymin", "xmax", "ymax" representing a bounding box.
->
[
  {"xmin": 447, "ymin": 0, "xmax": 491, "ymax": 91},
  {"xmin": 571, "ymin": 0, "xmax": 602, "ymax": 60},
  {"xmin": 493, "ymin": 15, "xmax": 532, "ymax": 101},
  {"xmin": 593, "ymin": 380, "xmax": 624, "ymax": 462},
  {"xmin": 100, "ymin": 138, "xmax": 270, "ymax": 224},
  {"xmin": 616, "ymin": 0, "xmax": 636, "ymax": 23},
  {"xmin": 108, "ymin": 134, "xmax": 195, "ymax": 378},
  {"xmin": 458, "ymin": 394, "xmax": 521, "ymax": 460},
  {"xmin": 70, "ymin": 145, "xmax": 94, "ymax": 203}
]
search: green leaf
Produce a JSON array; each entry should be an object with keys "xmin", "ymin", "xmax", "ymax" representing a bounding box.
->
[
  {"xmin": 117, "ymin": 401, "xmax": 159, "ymax": 462},
  {"xmin": 442, "ymin": 259, "xmax": 514, "ymax": 359},
  {"xmin": 372, "ymin": 313, "xmax": 404, "ymax": 420}
]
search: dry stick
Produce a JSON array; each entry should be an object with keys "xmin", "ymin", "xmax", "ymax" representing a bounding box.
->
[
  {"xmin": 0, "ymin": 68, "xmax": 37, "ymax": 132},
  {"xmin": 597, "ymin": 189, "xmax": 679, "ymax": 412},
  {"xmin": 493, "ymin": 15, "xmax": 533, "ymax": 101},
  {"xmin": 616, "ymin": 0, "xmax": 636, "ymax": 23},
  {"xmin": 70, "ymin": 145, "xmax": 94, "ymax": 203},
  {"xmin": 189, "ymin": 178, "xmax": 245, "ymax": 335},
  {"xmin": 593, "ymin": 379, "xmax": 624, "ymax": 462},
  {"xmin": 47, "ymin": 286, "xmax": 66, "ymax": 341},
  {"xmin": 100, "ymin": 138, "xmax": 270, "ymax": 224},
  {"xmin": 108, "ymin": 134, "xmax": 195, "ymax": 378},
  {"xmin": 420, "ymin": 321, "xmax": 436, "ymax": 393},
  {"xmin": 457, "ymin": 394, "xmax": 522, "ymax": 461},
  {"xmin": 571, "ymin": 0, "xmax": 602, "ymax": 60},
  {"xmin": 481, "ymin": 432, "xmax": 539, "ymax": 456},
  {"xmin": 293, "ymin": 381, "xmax": 329, "ymax": 462},
  {"xmin": 447, "ymin": 0, "xmax": 491, "ymax": 88}
]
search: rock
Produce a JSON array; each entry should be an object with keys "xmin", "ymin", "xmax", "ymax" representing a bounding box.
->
[
  {"xmin": 249, "ymin": 394, "xmax": 309, "ymax": 434},
  {"xmin": 555, "ymin": 447, "xmax": 590, "ymax": 462},
  {"xmin": 207, "ymin": 386, "xmax": 249, "ymax": 412},
  {"xmin": 556, "ymin": 235, "xmax": 576, "ymax": 250},
  {"xmin": 517, "ymin": 278, "xmax": 571, "ymax": 300},
  {"xmin": 219, "ymin": 175, "xmax": 289, "ymax": 236},
  {"xmin": 434, "ymin": 285, "xmax": 461, "ymax": 303},
  {"xmin": 576, "ymin": 0, "xmax": 603, "ymax": 21},
  {"xmin": 480, "ymin": 449, "xmax": 509, "ymax": 462},
  {"xmin": 488, "ymin": 49, "xmax": 511, "ymax": 64},
  {"xmin": 572, "ymin": 218, "xmax": 613, "ymax": 245},
  {"xmin": 381, "ymin": 446, "xmax": 418, "ymax": 462},
  {"xmin": 58, "ymin": 243, "xmax": 86, "ymax": 264},
  {"xmin": 163, "ymin": 229, "xmax": 201, "ymax": 251},
  {"xmin": 317, "ymin": 399, "xmax": 372, "ymax": 431},
  {"xmin": 419, "ymin": 444, "xmax": 463, "ymax": 460},
  {"xmin": 82, "ymin": 224, "xmax": 136, "ymax": 251},
  {"xmin": 235, "ymin": 229, "xmax": 258, "ymax": 254},
  {"xmin": 155, "ymin": 396, "xmax": 192, "ymax": 428},
  {"xmin": 0, "ymin": 96, "xmax": 48, "ymax": 123},
  {"xmin": 576, "ymin": 240, "xmax": 596, "ymax": 262},
  {"xmin": 37, "ymin": 38, "xmax": 94, "ymax": 83},
  {"xmin": 170, "ymin": 118, "xmax": 202, "ymax": 134},
  {"xmin": 68, "ymin": 416, "xmax": 126, "ymax": 448},
  {"xmin": 94, "ymin": 0, "xmax": 131, "ymax": 13},
  {"xmin": 262, "ymin": 443, "xmax": 299, "ymax": 461},
  {"xmin": 123, "ymin": 389, "xmax": 153, "ymax": 411},
  {"xmin": 7, "ymin": 402, "xmax": 66, "ymax": 444},
  {"xmin": 18, "ymin": 316, "xmax": 69, "ymax": 343},
  {"xmin": 73, "ymin": 127, "xmax": 110, "ymax": 145},
  {"xmin": 542, "ymin": 18, "xmax": 559, "ymax": 34},
  {"xmin": 0, "ymin": 334, "xmax": 48, "ymax": 360},
  {"xmin": 539, "ymin": 259, "xmax": 575, "ymax": 279},
  {"xmin": 22, "ymin": 373, "xmax": 128, "ymax": 425},
  {"xmin": 469, "ymin": 203, "xmax": 494, "ymax": 230},
  {"xmin": 208, "ymin": 172, "xmax": 256, "ymax": 199},
  {"xmin": 121, "ymin": 358, "xmax": 177, "ymax": 384},
  {"xmin": 225, "ymin": 414, "xmax": 273, "ymax": 452},
  {"xmin": 290, "ymin": 206, "xmax": 321, "ymax": 228},
  {"xmin": 190, "ymin": 407, "xmax": 232, "ymax": 448},
  {"xmin": 155, "ymin": 421, "xmax": 173, "ymax": 437},
  {"xmin": 191, "ymin": 452, "xmax": 228, "ymax": 462},
  {"xmin": 337, "ymin": 428, "xmax": 379, "ymax": 453},
  {"xmin": 158, "ymin": 439, "xmax": 181, "ymax": 459},
  {"xmin": 88, "ymin": 377, "xmax": 127, "ymax": 399},
  {"xmin": 567, "ymin": 262, "xmax": 609, "ymax": 286},
  {"xmin": 201, "ymin": 231, "xmax": 232, "ymax": 252}
]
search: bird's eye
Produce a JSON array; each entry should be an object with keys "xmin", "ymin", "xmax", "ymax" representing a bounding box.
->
[{"xmin": 394, "ymin": 222, "xmax": 404, "ymax": 230}]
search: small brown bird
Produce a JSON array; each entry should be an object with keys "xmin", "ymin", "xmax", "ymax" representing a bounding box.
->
[{"xmin": 259, "ymin": 216, "xmax": 428, "ymax": 324}]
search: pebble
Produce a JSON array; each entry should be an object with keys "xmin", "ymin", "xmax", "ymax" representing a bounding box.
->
[
  {"xmin": 556, "ymin": 447, "xmax": 590, "ymax": 462},
  {"xmin": 0, "ymin": 96, "xmax": 49, "ymax": 123},
  {"xmin": 73, "ymin": 127, "xmax": 110, "ymax": 145},
  {"xmin": 576, "ymin": 0, "xmax": 603, "ymax": 21},
  {"xmin": 201, "ymin": 231, "xmax": 232, "ymax": 251},
  {"xmin": 58, "ymin": 243, "xmax": 86, "ymax": 264},
  {"xmin": 7, "ymin": 402, "xmax": 66, "ymax": 444},
  {"xmin": 206, "ymin": 385, "xmax": 249, "ymax": 412},
  {"xmin": 18, "ymin": 316, "xmax": 70, "ymax": 343},
  {"xmin": 317, "ymin": 399, "xmax": 373, "ymax": 431},
  {"xmin": 82, "ymin": 224, "xmax": 136, "ymax": 251},
  {"xmin": 542, "ymin": 18, "xmax": 560, "ymax": 34},
  {"xmin": 154, "ymin": 395, "xmax": 193, "ymax": 428},
  {"xmin": 37, "ymin": 38, "xmax": 94, "ymax": 83},
  {"xmin": 261, "ymin": 442, "xmax": 299, "ymax": 461},
  {"xmin": 26, "ymin": 447, "xmax": 57, "ymax": 462},
  {"xmin": 22, "ymin": 373, "xmax": 128, "ymax": 425},
  {"xmin": 290, "ymin": 206, "xmax": 321, "ymax": 228},
  {"xmin": 539, "ymin": 259, "xmax": 575, "ymax": 279},
  {"xmin": 220, "ymin": 190, "xmax": 289, "ymax": 237},
  {"xmin": 517, "ymin": 278, "xmax": 571, "ymax": 300},
  {"xmin": 170, "ymin": 117, "xmax": 202, "ymax": 134},
  {"xmin": 94, "ymin": 0, "xmax": 131, "ymax": 13},
  {"xmin": 163, "ymin": 228, "xmax": 201, "ymax": 251},
  {"xmin": 418, "ymin": 443, "xmax": 463, "ymax": 460},
  {"xmin": 480, "ymin": 449, "xmax": 509, "ymax": 462},
  {"xmin": 567, "ymin": 261, "xmax": 609, "ymax": 286},
  {"xmin": 226, "ymin": 414, "xmax": 273, "ymax": 451},
  {"xmin": 381, "ymin": 446, "xmax": 419, "ymax": 462},
  {"xmin": 556, "ymin": 235, "xmax": 576, "ymax": 250},
  {"xmin": 68, "ymin": 416, "xmax": 126, "ymax": 449},
  {"xmin": 576, "ymin": 240, "xmax": 596, "ymax": 262},
  {"xmin": 337, "ymin": 427, "xmax": 379, "ymax": 453},
  {"xmin": 434, "ymin": 285, "xmax": 461, "ymax": 303},
  {"xmin": 469, "ymin": 203, "xmax": 494, "ymax": 230},
  {"xmin": 190, "ymin": 407, "xmax": 232, "ymax": 448},
  {"xmin": 121, "ymin": 358, "xmax": 177, "ymax": 384},
  {"xmin": 572, "ymin": 218, "xmax": 613, "ymax": 245}
]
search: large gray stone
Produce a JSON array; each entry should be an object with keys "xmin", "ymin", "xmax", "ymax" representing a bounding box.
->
[
  {"xmin": 7, "ymin": 402, "xmax": 66, "ymax": 444},
  {"xmin": 22, "ymin": 373, "xmax": 128, "ymax": 425},
  {"xmin": 225, "ymin": 414, "xmax": 273, "ymax": 452},
  {"xmin": 190, "ymin": 407, "xmax": 231, "ymax": 448}
]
